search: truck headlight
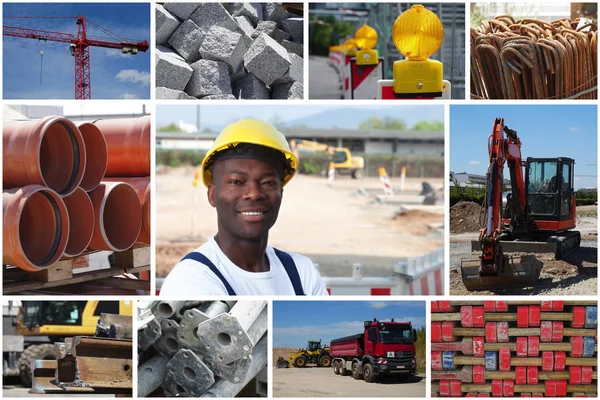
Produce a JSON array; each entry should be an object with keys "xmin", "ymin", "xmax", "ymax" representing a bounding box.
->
[
  {"xmin": 380, "ymin": 364, "xmax": 387, "ymax": 370},
  {"xmin": 412, "ymin": 357, "xmax": 416, "ymax": 365}
]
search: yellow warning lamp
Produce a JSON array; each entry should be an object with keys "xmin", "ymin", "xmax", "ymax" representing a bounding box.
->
[
  {"xmin": 343, "ymin": 38, "xmax": 357, "ymax": 56},
  {"xmin": 193, "ymin": 170, "xmax": 200, "ymax": 187},
  {"xmin": 391, "ymin": 4, "xmax": 444, "ymax": 97},
  {"xmin": 354, "ymin": 24, "xmax": 378, "ymax": 65}
]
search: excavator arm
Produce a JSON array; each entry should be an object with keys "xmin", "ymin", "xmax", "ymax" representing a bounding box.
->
[{"xmin": 479, "ymin": 118, "xmax": 526, "ymax": 275}]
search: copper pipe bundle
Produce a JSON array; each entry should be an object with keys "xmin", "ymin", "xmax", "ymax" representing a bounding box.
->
[
  {"xmin": 471, "ymin": 16, "xmax": 597, "ymax": 99},
  {"xmin": 2, "ymin": 115, "xmax": 151, "ymax": 272}
]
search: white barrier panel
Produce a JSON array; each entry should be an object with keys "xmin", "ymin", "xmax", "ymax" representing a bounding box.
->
[
  {"xmin": 321, "ymin": 248, "xmax": 444, "ymax": 295},
  {"xmin": 350, "ymin": 57, "xmax": 383, "ymax": 99},
  {"xmin": 343, "ymin": 55, "xmax": 352, "ymax": 99},
  {"xmin": 376, "ymin": 80, "xmax": 451, "ymax": 100}
]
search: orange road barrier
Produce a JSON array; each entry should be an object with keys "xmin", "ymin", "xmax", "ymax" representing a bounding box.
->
[
  {"xmin": 3, "ymin": 116, "xmax": 86, "ymax": 196},
  {"xmin": 93, "ymin": 115, "xmax": 150, "ymax": 177},
  {"xmin": 76, "ymin": 122, "xmax": 108, "ymax": 192},
  {"xmin": 88, "ymin": 182, "xmax": 142, "ymax": 252},
  {"xmin": 62, "ymin": 187, "xmax": 95, "ymax": 257},
  {"xmin": 3, "ymin": 185, "xmax": 69, "ymax": 271},
  {"xmin": 104, "ymin": 177, "xmax": 150, "ymax": 244}
]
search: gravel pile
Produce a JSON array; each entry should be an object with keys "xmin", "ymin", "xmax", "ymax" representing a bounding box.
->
[{"xmin": 156, "ymin": 2, "xmax": 304, "ymax": 100}]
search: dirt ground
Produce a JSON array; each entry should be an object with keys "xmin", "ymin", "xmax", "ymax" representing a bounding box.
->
[
  {"xmin": 272, "ymin": 350, "xmax": 426, "ymax": 398},
  {"xmin": 450, "ymin": 203, "xmax": 597, "ymax": 295},
  {"xmin": 156, "ymin": 170, "xmax": 444, "ymax": 278}
]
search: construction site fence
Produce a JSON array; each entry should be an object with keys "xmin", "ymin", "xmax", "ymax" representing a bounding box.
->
[{"xmin": 157, "ymin": 149, "xmax": 443, "ymax": 178}]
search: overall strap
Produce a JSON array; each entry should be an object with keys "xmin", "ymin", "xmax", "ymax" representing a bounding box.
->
[
  {"xmin": 273, "ymin": 248, "xmax": 305, "ymax": 296},
  {"xmin": 181, "ymin": 252, "xmax": 236, "ymax": 295}
]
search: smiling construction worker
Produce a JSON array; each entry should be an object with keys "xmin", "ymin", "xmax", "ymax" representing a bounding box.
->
[{"xmin": 160, "ymin": 119, "xmax": 328, "ymax": 296}]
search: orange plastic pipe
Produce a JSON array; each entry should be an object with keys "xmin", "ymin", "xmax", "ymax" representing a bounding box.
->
[
  {"xmin": 3, "ymin": 185, "xmax": 69, "ymax": 271},
  {"xmin": 76, "ymin": 122, "xmax": 108, "ymax": 192},
  {"xmin": 3, "ymin": 116, "xmax": 86, "ymax": 196},
  {"xmin": 93, "ymin": 116, "xmax": 150, "ymax": 177},
  {"xmin": 88, "ymin": 182, "xmax": 142, "ymax": 251},
  {"xmin": 62, "ymin": 187, "xmax": 95, "ymax": 257},
  {"xmin": 104, "ymin": 177, "xmax": 150, "ymax": 244}
]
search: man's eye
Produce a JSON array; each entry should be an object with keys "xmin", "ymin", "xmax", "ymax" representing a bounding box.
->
[
  {"xmin": 263, "ymin": 180, "xmax": 277, "ymax": 186},
  {"xmin": 228, "ymin": 179, "xmax": 242, "ymax": 185}
]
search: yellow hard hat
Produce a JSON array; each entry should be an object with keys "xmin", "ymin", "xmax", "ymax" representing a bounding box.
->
[{"xmin": 201, "ymin": 119, "xmax": 298, "ymax": 187}]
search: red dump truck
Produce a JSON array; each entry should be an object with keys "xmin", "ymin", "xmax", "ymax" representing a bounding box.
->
[{"xmin": 330, "ymin": 318, "xmax": 417, "ymax": 382}]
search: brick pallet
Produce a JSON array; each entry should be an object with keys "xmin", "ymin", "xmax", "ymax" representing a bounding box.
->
[{"xmin": 431, "ymin": 301, "xmax": 598, "ymax": 397}]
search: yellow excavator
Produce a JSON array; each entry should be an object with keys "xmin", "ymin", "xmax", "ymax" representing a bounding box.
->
[
  {"xmin": 276, "ymin": 339, "xmax": 332, "ymax": 368},
  {"xmin": 289, "ymin": 139, "xmax": 365, "ymax": 178},
  {"xmin": 3, "ymin": 300, "xmax": 132, "ymax": 387}
]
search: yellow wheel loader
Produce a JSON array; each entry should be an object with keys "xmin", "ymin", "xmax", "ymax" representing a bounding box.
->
[{"xmin": 276, "ymin": 340, "xmax": 332, "ymax": 368}]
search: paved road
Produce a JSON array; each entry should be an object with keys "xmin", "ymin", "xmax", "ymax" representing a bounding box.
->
[
  {"xmin": 308, "ymin": 55, "xmax": 343, "ymax": 99},
  {"xmin": 274, "ymin": 367, "xmax": 426, "ymax": 397}
]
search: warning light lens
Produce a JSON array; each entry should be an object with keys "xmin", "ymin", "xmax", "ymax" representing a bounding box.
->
[
  {"xmin": 354, "ymin": 25, "xmax": 378, "ymax": 50},
  {"xmin": 392, "ymin": 4, "xmax": 443, "ymax": 61},
  {"xmin": 343, "ymin": 38, "xmax": 357, "ymax": 52}
]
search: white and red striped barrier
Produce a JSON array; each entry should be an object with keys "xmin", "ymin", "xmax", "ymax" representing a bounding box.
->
[
  {"xmin": 377, "ymin": 79, "xmax": 451, "ymax": 100},
  {"xmin": 379, "ymin": 167, "xmax": 394, "ymax": 195},
  {"xmin": 327, "ymin": 162, "xmax": 335, "ymax": 186},
  {"xmin": 321, "ymin": 248, "xmax": 444, "ymax": 296},
  {"xmin": 343, "ymin": 54, "xmax": 352, "ymax": 99},
  {"xmin": 350, "ymin": 57, "xmax": 383, "ymax": 99}
]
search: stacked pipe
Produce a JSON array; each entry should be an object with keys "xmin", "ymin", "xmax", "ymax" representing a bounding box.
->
[
  {"xmin": 138, "ymin": 301, "xmax": 268, "ymax": 397},
  {"xmin": 471, "ymin": 16, "xmax": 597, "ymax": 99},
  {"xmin": 2, "ymin": 115, "xmax": 150, "ymax": 272},
  {"xmin": 431, "ymin": 301, "xmax": 598, "ymax": 397}
]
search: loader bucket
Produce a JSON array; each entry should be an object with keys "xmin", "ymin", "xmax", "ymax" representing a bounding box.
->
[
  {"xmin": 276, "ymin": 357, "xmax": 290, "ymax": 368},
  {"xmin": 460, "ymin": 255, "xmax": 543, "ymax": 291}
]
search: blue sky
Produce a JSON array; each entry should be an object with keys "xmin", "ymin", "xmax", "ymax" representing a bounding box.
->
[
  {"xmin": 273, "ymin": 301, "xmax": 425, "ymax": 348},
  {"xmin": 450, "ymin": 105, "xmax": 598, "ymax": 189},
  {"xmin": 3, "ymin": 3, "xmax": 150, "ymax": 99},
  {"xmin": 156, "ymin": 105, "xmax": 445, "ymax": 132}
]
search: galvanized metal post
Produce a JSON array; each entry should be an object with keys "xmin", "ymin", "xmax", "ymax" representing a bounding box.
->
[
  {"xmin": 200, "ymin": 334, "xmax": 267, "ymax": 397},
  {"xmin": 138, "ymin": 354, "xmax": 169, "ymax": 397}
]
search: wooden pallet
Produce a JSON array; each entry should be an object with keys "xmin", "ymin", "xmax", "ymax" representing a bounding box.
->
[{"xmin": 3, "ymin": 244, "xmax": 150, "ymax": 295}]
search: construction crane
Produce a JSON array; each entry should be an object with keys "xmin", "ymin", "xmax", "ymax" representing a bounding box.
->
[{"xmin": 3, "ymin": 15, "xmax": 149, "ymax": 99}]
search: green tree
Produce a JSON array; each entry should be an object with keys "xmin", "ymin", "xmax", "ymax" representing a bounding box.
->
[
  {"xmin": 157, "ymin": 123, "xmax": 183, "ymax": 132},
  {"xmin": 309, "ymin": 15, "xmax": 355, "ymax": 56},
  {"xmin": 412, "ymin": 121, "xmax": 444, "ymax": 131},
  {"xmin": 359, "ymin": 116, "xmax": 407, "ymax": 130}
]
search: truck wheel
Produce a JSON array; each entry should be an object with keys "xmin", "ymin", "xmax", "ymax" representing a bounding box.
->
[
  {"xmin": 319, "ymin": 356, "xmax": 332, "ymax": 367},
  {"xmin": 333, "ymin": 361, "xmax": 341, "ymax": 375},
  {"xmin": 363, "ymin": 364, "xmax": 376, "ymax": 383},
  {"xmin": 351, "ymin": 362, "xmax": 362, "ymax": 380},
  {"xmin": 293, "ymin": 356, "xmax": 307, "ymax": 368},
  {"xmin": 19, "ymin": 344, "xmax": 57, "ymax": 387}
]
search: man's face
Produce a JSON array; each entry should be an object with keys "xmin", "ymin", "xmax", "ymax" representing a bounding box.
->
[{"xmin": 208, "ymin": 157, "xmax": 283, "ymax": 241}]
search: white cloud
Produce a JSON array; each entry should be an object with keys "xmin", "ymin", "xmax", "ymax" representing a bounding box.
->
[
  {"xmin": 369, "ymin": 302, "xmax": 388, "ymax": 309},
  {"xmin": 116, "ymin": 69, "xmax": 150, "ymax": 86},
  {"xmin": 119, "ymin": 93, "xmax": 139, "ymax": 99},
  {"xmin": 469, "ymin": 160, "xmax": 480, "ymax": 165},
  {"xmin": 568, "ymin": 127, "xmax": 581, "ymax": 132},
  {"xmin": 105, "ymin": 49, "xmax": 129, "ymax": 58},
  {"xmin": 275, "ymin": 320, "xmax": 365, "ymax": 336}
]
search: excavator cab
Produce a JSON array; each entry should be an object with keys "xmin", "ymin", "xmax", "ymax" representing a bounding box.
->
[
  {"xmin": 460, "ymin": 119, "xmax": 580, "ymax": 292},
  {"xmin": 526, "ymin": 157, "xmax": 575, "ymax": 226}
]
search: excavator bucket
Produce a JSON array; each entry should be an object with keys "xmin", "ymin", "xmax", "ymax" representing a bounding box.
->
[
  {"xmin": 460, "ymin": 255, "xmax": 543, "ymax": 291},
  {"xmin": 276, "ymin": 357, "xmax": 290, "ymax": 368}
]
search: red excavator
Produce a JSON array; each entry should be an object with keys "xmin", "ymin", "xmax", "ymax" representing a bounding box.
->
[{"xmin": 461, "ymin": 117, "xmax": 580, "ymax": 291}]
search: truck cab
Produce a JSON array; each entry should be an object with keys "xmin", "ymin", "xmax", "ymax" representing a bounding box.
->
[{"xmin": 330, "ymin": 318, "xmax": 417, "ymax": 382}]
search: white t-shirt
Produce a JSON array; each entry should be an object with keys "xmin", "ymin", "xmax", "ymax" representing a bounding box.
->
[{"xmin": 160, "ymin": 237, "xmax": 329, "ymax": 296}]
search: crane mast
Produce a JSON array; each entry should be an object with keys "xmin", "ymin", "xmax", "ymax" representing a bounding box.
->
[{"xmin": 3, "ymin": 15, "xmax": 149, "ymax": 99}]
